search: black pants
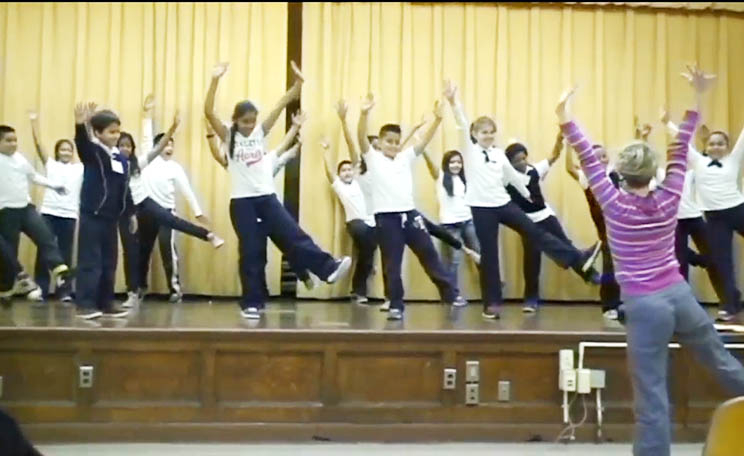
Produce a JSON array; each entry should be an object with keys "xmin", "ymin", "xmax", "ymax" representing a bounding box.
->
[
  {"xmin": 599, "ymin": 240, "xmax": 622, "ymax": 313},
  {"xmin": 346, "ymin": 219, "xmax": 379, "ymax": 297},
  {"xmin": 375, "ymin": 210, "xmax": 458, "ymax": 310},
  {"xmin": 118, "ymin": 215, "xmax": 140, "ymax": 293},
  {"xmin": 230, "ymin": 194, "xmax": 337, "ymax": 309},
  {"xmin": 0, "ymin": 408, "xmax": 42, "ymax": 456},
  {"xmin": 471, "ymin": 203, "xmax": 581, "ymax": 309},
  {"xmin": 34, "ymin": 214, "xmax": 76, "ymax": 298},
  {"xmin": 521, "ymin": 215, "xmax": 572, "ymax": 304},
  {"xmin": 137, "ymin": 197, "xmax": 209, "ymax": 294},
  {"xmin": 257, "ymin": 218, "xmax": 312, "ymax": 300},
  {"xmin": 705, "ymin": 204, "xmax": 744, "ymax": 314},
  {"xmin": 675, "ymin": 216, "xmax": 726, "ymax": 304},
  {"xmin": 0, "ymin": 233, "xmax": 22, "ymax": 293},
  {"xmin": 76, "ymin": 213, "xmax": 118, "ymax": 311},
  {"xmin": 0, "ymin": 205, "xmax": 64, "ymax": 292}
]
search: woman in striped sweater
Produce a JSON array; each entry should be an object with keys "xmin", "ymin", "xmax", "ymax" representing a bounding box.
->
[{"xmin": 557, "ymin": 66, "xmax": 744, "ymax": 456}]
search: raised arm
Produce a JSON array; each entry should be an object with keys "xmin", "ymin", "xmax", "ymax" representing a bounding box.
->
[
  {"xmin": 320, "ymin": 139, "xmax": 334, "ymax": 184},
  {"xmin": 275, "ymin": 110, "xmax": 305, "ymax": 157},
  {"xmin": 357, "ymin": 93, "xmax": 375, "ymax": 156},
  {"xmin": 401, "ymin": 115, "xmax": 427, "ymax": 150},
  {"xmin": 335, "ymin": 100, "xmax": 360, "ymax": 164},
  {"xmin": 204, "ymin": 63, "xmax": 230, "ymax": 142},
  {"xmin": 74, "ymin": 102, "xmax": 97, "ymax": 164},
  {"xmin": 205, "ymin": 119, "xmax": 227, "ymax": 169},
  {"xmin": 273, "ymin": 142, "xmax": 300, "ymax": 177},
  {"xmin": 413, "ymin": 101, "xmax": 443, "ymax": 156},
  {"xmin": 547, "ymin": 130, "xmax": 564, "ymax": 167},
  {"xmin": 557, "ymin": 88, "xmax": 620, "ymax": 209},
  {"xmin": 422, "ymin": 149, "xmax": 440, "ymax": 180},
  {"xmin": 145, "ymin": 111, "xmax": 181, "ymax": 165},
  {"xmin": 662, "ymin": 65, "xmax": 713, "ymax": 191},
  {"xmin": 443, "ymin": 80, "xmax": 471, "ymax": 150},
  {"xmin": 261, "ymin": 61, "xmax": 304, "ymax": 136},
  {"xmin": 28, "ymin": 112, "xmax": 48, "ymax": 164}
]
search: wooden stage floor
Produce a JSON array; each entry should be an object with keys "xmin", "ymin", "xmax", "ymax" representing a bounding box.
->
[
  {"xmin": 0, "ymin": 297, "xmax": 653, "ymax": 334},
  {"xmin": 1, "ymin": 298, "xmax": 741, "ymax": 444}
]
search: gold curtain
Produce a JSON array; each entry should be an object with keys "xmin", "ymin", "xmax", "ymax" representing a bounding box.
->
[
  {"xmin": 299, "ymin": 2, "xmax": 744, "ymax": 303},
  {"xmin": 0, "ymin": 2, "xmax": 288, "ymax": 297}
]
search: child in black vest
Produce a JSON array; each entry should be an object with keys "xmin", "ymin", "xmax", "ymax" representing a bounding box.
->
[{"xmin": 505, "ymin": 131, "xmax": 600, "ymax": 313}]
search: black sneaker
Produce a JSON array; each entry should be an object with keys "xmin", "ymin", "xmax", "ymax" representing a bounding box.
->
[
  {"xmin": 102, "ymin": 304, "xmax": 130, "ymax": 318},
  {"xmin": 482, "ymin": 305, "xmax": 501, "ymax": 320},
  {"xmin": 387, "ymin": 308, "xmax": 403, "ymax": 321},
  {"xmin": 76, "ymin": 308, "xmax": 103, "ymax": 320}
]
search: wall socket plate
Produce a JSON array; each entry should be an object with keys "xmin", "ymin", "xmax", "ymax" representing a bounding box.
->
[
  {"xmin": 465, "ymin": 383, "xmax": 479, "ymax": 405},
  {"xmin": 498, "ymin": 380, "xmax": 510, "ymax": 402},
  {"xmin": 79, "ymin": 365, "xmax": 94, "ymax": 388},
  {"xmin": 465, "ymin": 361, "xmax": 479, "ymax": 383},
  {"xmin": 443, "ymin": 368, "xmax": 456, "ymax": 390}
]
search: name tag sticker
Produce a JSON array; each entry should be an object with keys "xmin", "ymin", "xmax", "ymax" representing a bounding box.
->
[{"xmin": 111, "ymin": 159, "xmax": 124, "ymax": 174}]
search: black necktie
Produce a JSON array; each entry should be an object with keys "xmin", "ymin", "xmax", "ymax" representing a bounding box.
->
[
  {"xmin": 708, "ymin": 159, "xmax": 723, "ymax": 168},
  {"xmin": 482, "ymin": 149, "xmax": 490, "ymax": 163}
]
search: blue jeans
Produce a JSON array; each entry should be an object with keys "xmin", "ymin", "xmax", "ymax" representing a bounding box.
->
[
  {"xmin": 440, "ymin": 219, "xmax": 480, "ymax": 287},
  {"xmin": 622, "ymin": 280, "xmax": 744, "ymax": 456}
]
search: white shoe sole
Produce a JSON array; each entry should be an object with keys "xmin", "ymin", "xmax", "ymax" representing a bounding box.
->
[
  {"xmin": 76, "ymin": 311, "xmax": 103, "ymax": 320},
  {"xmin": 581, "ymin": 241, "xmax": 603, "ymax": 272},
  {"xmin": 327, "ymin": 257, "xmax": 352, "ymax": 284}
]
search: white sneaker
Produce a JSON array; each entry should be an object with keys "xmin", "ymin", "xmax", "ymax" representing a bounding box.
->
[
  {"xmin": 26, "ymin": 287, "xmax": 43, "ymax": 302},
  {"xmin": 463, "ymin": 247, "xmax": 481, "ymax": 265},
  {"xmin": 353, "ymin": 295, "xmax": 369, "ymax": 304},
  {"xmin": 603, "ymin": 309, "xmax": 619, "ymax": 320},
  {"xmin": 122, "ymin": 292, "xmax": 139, "ymax": 309},
  {"xmin": 13, "ymin": 274, "xmax": 39, "ymax": 296},
  {"xmin": 380, "ymin": 300, "xmax": 391, "ymax": 312},
  {"xmin": 327, "ymin": 257, "xmax": 352, "ymax": 284},
  {"xmin": 241, "ymin": 307, "xmax": 261, "ymax": 320},
  {"xmin": 76, "ymin": 308, "xmax": 103, "ymax": 320},
  {"xmin": 208, "ymin": 233, "xmax": 225, "ymax": 249}
]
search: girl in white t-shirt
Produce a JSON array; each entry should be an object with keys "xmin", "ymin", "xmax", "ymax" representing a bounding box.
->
[
  {"xmin": 29, "ymin": 112, "xmax": 83, "ymax": 302},
  {"xmin": 204, "ymin": 61, "xmax": 351, "ymax": 320},
  {"xmin": 422, "ymin": 149, "xmax": 481, "ymax": 289}
]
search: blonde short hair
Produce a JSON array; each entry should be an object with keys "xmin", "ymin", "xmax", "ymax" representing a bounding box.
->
[{"xmin": 616, "ymin": 141, "xmax": 658, "ymax": 188}]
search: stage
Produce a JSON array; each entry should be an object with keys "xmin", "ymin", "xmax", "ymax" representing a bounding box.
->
[{"xmin": 0, "ymin": 298, "xmax": 741, "ymax": 444}]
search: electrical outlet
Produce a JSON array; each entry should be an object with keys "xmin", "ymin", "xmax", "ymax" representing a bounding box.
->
[
  {"xmin": 443, "ymin": 368, "xmax": 456, "ymax": 390},
  {"xmin": 465, "ymin": 360, "xmax": 479, "ymax": 382},
  {"xmin": 559, "ymin": 369, "xmax": 576, "ymax": 392},
  {"xmin": 465, "ymin": 383, "xmax": 479, "ymax": 405},
  {"xmin": 498, "ymin": 380, "xmax": 510, "ymax": 402},
  {"xmin": 79, "ymin": 365, "xmax": 94, "ymax": 388}
]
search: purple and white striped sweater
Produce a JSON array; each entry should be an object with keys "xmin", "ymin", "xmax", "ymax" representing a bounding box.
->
[{"xmin": 561, "ymin": 110, "xmax": 699, "ymax": 296}]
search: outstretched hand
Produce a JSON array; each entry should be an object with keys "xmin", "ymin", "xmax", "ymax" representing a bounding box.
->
[
  {"xmin": 335, "ymin": 100, "xmax": 348, "ymax": 120},
  {"xmin": 360, "ymin": 93, "xmax": 375, "ymax": 114},
  {"xmin": 143, "ymin": 94, "xmax": 155, "ymax": 113},
  {"xmin": 555, "ymin": 86, "xmax": 577, "ymax": 123},
  {"xmin": 443, "ymin": 79, "xmax": 457, "ymax": 104},
  {"xmin": 681, "ymin": 64, "xmax": 716, "ymax": 93},
  {"xmin": 212, "ymin": 62, "xmax": 229, "ymax": 79},
  {"xmin": 292, "ymin": 110, "xmax": 307, "ymax": 127}
]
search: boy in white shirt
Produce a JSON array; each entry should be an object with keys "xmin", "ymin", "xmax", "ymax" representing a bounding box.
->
[
  {"xmin": 357, "ymin": 94, "xmax": 465, "ymax": 321},
  {"xmin": 0, "ymin": 125, "xmax": 72, "ymax": 303}
]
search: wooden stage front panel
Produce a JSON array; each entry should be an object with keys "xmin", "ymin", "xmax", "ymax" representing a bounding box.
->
[{"xmin": 0, "ymin": 300, "xmax": 741, "ymax": 443}]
